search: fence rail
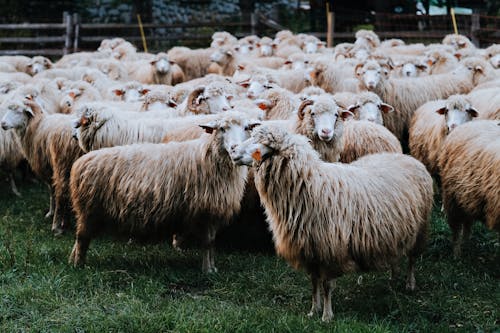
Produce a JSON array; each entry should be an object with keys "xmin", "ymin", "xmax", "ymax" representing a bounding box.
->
[{"xmin": 0, "ymin": 12, "xmax": 498, "ymax": 58}]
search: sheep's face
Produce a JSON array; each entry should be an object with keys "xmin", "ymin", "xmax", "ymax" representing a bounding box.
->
[
  {"xmin": 235, "ymin": 43, "xmax": 253, "ymax": 55},
  {"xmin": 488, "ymin": 53, "xmax": 500, "ymax": 69},
  {"xmin": 359, "ymin": 65, "xmax": 382, "ymax": 90},
  {"xmin": 210, "ymin": 49, "xmax": 232, "ymax": 66},
  {"xmin": 247, "ymin": 80, "xmax": 273, "ymax": 99},
  {"xmin": 27, "ymin": 57, "xmax": 51, "ymax": 76},
  {"xmin": 231, "ymin": 129, "xmax": 273, "ymax": 166},
  {"xmin": 304, "ymin": 41, "xmax": 323, "ymax": 54},
  {"xmin": 401, "ymin": 63, "xmax": 418, "ymax": 77},
  {"xmin": 113, "ymin": 86, "xmax": 150, "ymax": 103},
  {"xmin": 143, "ymin": 98, "xmax": 177, "ymax": 112},
  {"xmin": 200, "ymin": 118, "xmax": 260, "ymax": 161},
  {"xmin": 299, "ymin": 99, "xmax": 350, "ymax": 142},
  {"xmin": 436, "ymin": 102, "xmax": 478, "ymax": 133},
  {"xmin": 152, "ymin": 57, "xmax": 172, "ymax": 74},
  {"xmin": 205, "ymin": 93, "xmax": 232, "ymax": 113},
  {"xmin": 257, "ymin": 42, "xmax": 275, "ymax": 57},
  {"xmin": 1, "ymin": 102, "xmax": 33, "ymax": 131},
  {"xmin": 0, "ymin": 82, "xmax": 19, "ymax": 95},
  {"xmin": 348, "ymin": 100, "xmax": 393, "ymax": 125}
]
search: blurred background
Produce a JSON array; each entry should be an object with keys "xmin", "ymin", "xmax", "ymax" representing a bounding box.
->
[{"xmin": 0, "ymin": 0, "xmax": 498, "ymax": 56}]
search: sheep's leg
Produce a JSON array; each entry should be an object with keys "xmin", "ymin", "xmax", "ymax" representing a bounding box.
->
[
  {"xmin": 202, "ymin": 225, "xmax": 218, "ymax": 273},
  {"xmin": 405, "ymin": 255, "xmax": 416, "ymax": 291},
  {"xmin": 69, "ymin": 217, "xmax": 92, "ymax": 267},
  {"xmin": 45, "ymin": 184, "xmax": 55, "ymax": 219},
  {"xmin": 51, "ymin": 171, "xmax": 71, "ymax": 236},
  {"xmin": 321, "ymin": 279, "xmax": 335, "ymax": 322},
  {"xmin": 307, "ymin": 274, "xmax": 322, "ymax": 317},
  {"xmin": 390, "ymin": 262, "xmax": 400, "ymax": 283},
  {"xmin": 9, "ymin": 173, "xmax": 21, "ymax": 197}
]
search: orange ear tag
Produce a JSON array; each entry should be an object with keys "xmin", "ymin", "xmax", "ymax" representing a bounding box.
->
[
  {"xmin": 427, "ymin": 60, "xmax": 433, "ymax": 66},
  {"xmin": 252, "ymin": 149, "xmax": 262, "ymax": 161},
  {"xmin": 258, "ymin": 103, "xmax": 268, "ymax": 111},
  {"xmin": 68, "ymin": 91, "xmax": 76, "ymax": 99}
]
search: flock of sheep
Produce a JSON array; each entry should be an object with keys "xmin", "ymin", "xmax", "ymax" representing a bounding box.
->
[{"xmin": 0, "ymin": 29, "xmax": 499, "ymax": 322}]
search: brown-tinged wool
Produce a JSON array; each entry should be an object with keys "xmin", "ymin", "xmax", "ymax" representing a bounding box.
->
[
  {"xmin": 3, "ymin": 100, "xmax": 83, "ymax": 231},
  {"xmin": 409, "ymin": 100, "xmax": 447, "ymax": 176},
  {"xmin": 438, "ymin": 120, "xmax": 500, "ymax": 243},
  {"xmin": 340, "ymin": 120, "xmax": 402, "ymax": 163},
  {"xmin": 69, "ymin": 115, "xmax": 250, "ymax": 268},
  {"xmin": 167, "ymin": 47, "xmax": 214, "ymax": 81},
  {"xmin": 249, "ymin": 126, "xmax": 432, "ymax": 317},
  {"xmin": 74, "ymin": 104, "xmax": 210, "ymax": 152},
  {"xmin": 357, "ymin": 58, "xmax": 489, "ymax": 141},
  {"xmin": 309, "ymin": 60, "xmax": 359, "ymax": 93},
  {"xmin": 293, "ymin": 95, "xmax": 345, "ymax": 162}
]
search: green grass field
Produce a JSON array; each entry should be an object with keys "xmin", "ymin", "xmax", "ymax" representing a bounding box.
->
[{"xmin": 0, "ymin": 179, "xmax": 498, "ymax": 332}]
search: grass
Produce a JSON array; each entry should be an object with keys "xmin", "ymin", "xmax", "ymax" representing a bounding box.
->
[{"xmin": 0, "ymin": 178, "xmax": 498, "ymax": 332}]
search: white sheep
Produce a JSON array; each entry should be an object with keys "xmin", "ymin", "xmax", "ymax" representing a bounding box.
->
[
  {"xmin": 68, "ymin": 113, "xmax": 260, "ymax": 273},
  {"xmin": 233, "ymin": 125, "xmax": 433, "ymax": 321}
]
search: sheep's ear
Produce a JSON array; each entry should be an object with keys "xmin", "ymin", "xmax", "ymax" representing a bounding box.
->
[
  {"xmin": 167, "ymin": 99, "xmax": 177, "ymax": 108},
  {"xmin": 454, "ymin": 53, "xmax": 462, "ymax": 60},
  {"xmin": 317, "ymin": 41, "xmax": 325, "ymax": 48},
  {"xmin": 199, "ymin": 121, "xmax": 218, "ymax": 134},
  {"xmin": 284, "ymin": 60, "xmax": 292, "ymax": 65},
  {"xmin": 379, "ymin": 103, "xmax": 394, "ymax": 114},
  {"xmin": 256, "ymin": 43, "xmax": 261, "ymax": 48},
  {"xmin": 436, "ymin": 107, "xmax": 448, "ymax": 115},
  {"xmin": 272, "ymin": 43, "xmax": 278, "ymax": 49},
  {"xmin": 237, "ymin": 64, "xmax": 246, "ymax": 71},
  {"xmin": 150, "ymin": 60, "xmax": 157, "ymax": 66},
  {"xmin": 340, "ymin": 110, "xmax": 355, "ymax": 120},
  {"xmin": 239, "ymin": 81, "xmax": 250, "ymax": 88},
  {"xmin": 297, "ymin": 99, "xmax": 314, "ymax": 120},
  {"xmin": 113, "ymin": 89, "xmax": 124, "ymax": 96},
  {"xmin": 140, "ymin": 89, "xmax": 150, "ymax": 95},
  {"xmin": 415, "ymin": 64, "xmax": 427, "ymax": 70},
  {"xmin": 466, "ymin": 107, "xmax": 479, "ymax": 118},
  {"xmin": 246, "ymin": 121, "xmax": 261, "ymax": 131},
  {"xmin": 44, "ymin": 58, "xmax": 53, "ymax": 67},
  {"xmin": 354, "ymin": 63, "xmax": 364, "ymax": 77},
  {"xmin": 68, "ymin": 91, "xmax": 77, "ymax": 99},
  {"xmin": 347, "ymin": 104, "xmax": 360, "ymax": 113}
]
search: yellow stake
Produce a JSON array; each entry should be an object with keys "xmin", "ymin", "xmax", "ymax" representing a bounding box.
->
[
  {"xmin": 450, "ymin": 8, "xmax": 458, "ymax": 35},
  {"xmin": 137, "ymin": 14, "xmax": 148, "ymax": 53}
]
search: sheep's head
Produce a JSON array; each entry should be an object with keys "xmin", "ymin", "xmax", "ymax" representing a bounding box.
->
[
  {"xmin": 297, "ymin": 96, "xmax": 352, "ymax": 142},
  {"xmin": 245, "ymin": 75, "xmax": 276, "ymax": 99},
  {"xmin": 113, "ymin": 82, "xmax": 150, "ymax": 103},
  {"xmin": 485, "ymin": 45, "xmax": 500, "ymax": 69},
  {"xmin": 355, "ymin": 60, "xmax": 388, "ymax": 90},
  {"xmin": 460, "ymin": 57, "xmax": 491, "ymax": 86},
  {"xmin": 0, "ymin": 81, "xmax": 20, "ymax": 95},
  {"xmin": 141, "ymin": 92, "xmax": 177, "ymax": 112},
  {"xmin": 1, "ymin": 97, "xmax": 41, "ymax": 131},
  {"xmin": 27, "ymin": 56, "xmax": 52, "ymax": 76},
  {"xmin": 398, "ymin": 60, "xmax": 427, "ymax": 77},
  {"xmin": 442, "ymin": 34, "xmax": 472, "ymax": 50},
  {"xmin": 234, "ymin": 42, "xmax": 254, "ymax": 55},
  {"xmin": 256, "ymin": 37, "xmax": 276, "ymax": 57},
  {"xmin": 308, "ymin": 62, "xmax": 328, "ymax": 86},
  {"xmin": 346, "ymin": 92, "xmax": 393, "ymax": 125},
  {"xmin": 71, "ymin": 105, "xmax": 108, "ymax": 150},
  {"xmin": 151, "ymin": 53, "xmax": 173, "ymax": 74},
  {"xmin": 210, "ymin": 48, "xmax": 234, "ymax": 66},
  {"xmin": 354, "ymin": 30, "xmax": 380, "ymax": 49},
  {"xmin": 199, "ymin": 113, "xmax": 260, "ymax": 162},
  {"xmin": 303, "ymin": 37, "xmax": 325, "ymax": 54},
  {"xmin": 187, "ymin": 83, "xmax": 232, "ymax": 114},
  {"xmin": 436, "ymin": 95, "xmax": 478, "ymax": 133},
  {"xmin": 59, "ymin": 89, "xmax": 81, "ymax": 114},
  {"xmin": 232, "ymin": 125, "xmax": 313, "ymax": 166}
]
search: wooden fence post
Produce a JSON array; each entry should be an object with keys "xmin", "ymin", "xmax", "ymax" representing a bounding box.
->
[
  {"xmin": 63, "ymin": 12, "xmax": 73, "ymax": 55},
  {"xmin": 73, "ymin": 13, "xmax": 80, "ymax": 53},
  {"xmin": 326, "ymin": 3, "xmax": 334, "ymax": 47},
  {"xmin": 470, "ymin": 13, "xmax": 480, "ymax": 47}
]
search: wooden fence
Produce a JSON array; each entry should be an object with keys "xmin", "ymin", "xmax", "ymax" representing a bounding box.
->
[{"xmin": 0, "ymin": 12, "xmax": 498, "ymax": 58}]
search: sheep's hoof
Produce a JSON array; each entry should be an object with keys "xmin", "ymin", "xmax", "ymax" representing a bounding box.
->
[
  {"xmin": 12, "ymin": 188, "xmax": 22, "ymax": 198},
  {"xmin": 405, "ymin": 279, "xmax": 416, "ymax": 292},
  {"xmin": 45, "ymin": 211, "xmax": 54, "ymax": 219},
  {"xmin": 321, "ymin": 312, "xmax": 333, "ymax": 322},
  {"xmin": 52, "ymin": 227, "xmax": 64, "ymax": 237},
  {"xmin": 307, "ymin": 311, "xmax": 316, "ymax": 318}
]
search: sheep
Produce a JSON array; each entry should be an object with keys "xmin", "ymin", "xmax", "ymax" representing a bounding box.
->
[
  {"xmin": 232, "ymin": 125, "xmax": 433, "ymax": 322},
  {"xmin": 0, "ymin": 98, "xmax": 81, "ymax": 233},
  {"xmin": 127, "ymin": 52, "xmax": 185, "ymax": 85},
  {"xmin": 438, "ymin": 120, "xmax": 499, "ymax": 257},
  {"xmin": 354, "ymin": 29, "xmax": 381, "ymax": 50},
  {"xmin": 293, "ymin": 96, "xmax": 352, "ymax": 162},
  {"xmin": 110, "ymin": 81, "xmax": 150, "ymax": 103},
  {"xmin": 0, "ymin": 55, "xmax": 31, "ymax": 72},
  {"xmin": 58, "ymin": 81, "xmax": 103, "ymax": 114},
  {"xmin": 26, "ymin": 56, "xmax": 53, "ymax": 76},
  {"xmin": 484, "ymin": 44, "xmax": 500, "ymax": 69},
  {"xmin": 355, "ymin": 58, "xmax": 490, "ymax": 142},
  {"xmin": 467, "ymin": 87, "xmax": 500, "ymax": 120},
  {"xmin": 167, "ymin": 46, "xmax": 214, "ymax": 80},
  {"xmin": 140, "ymin": 91, "xmax": 178, "ymax": 112},
  {"xmin": 0, "ymin": 61, "xmax": 16, "ymax": 73},
  {"xmin": 0, "ymin": 101, "xmax": 24, "ymax": 197},
  {"xmin": 256, "ymin": 37, "xmax": 276, "ymax": 57},
  {"xmin": 334, "ymin": 91, "xmax": 394, "ymax": 125},
  {"xmin": 210, "ymin": 31, "xmax": 238, "ymax": 48},
  {"xmin": 68, "ymin": 112, "xmax": 260, "ymax": 273},
  {"xmin": 391, "ymin": 57, "xmax": 428, "ymax": 78},
  {"xmin": 175, "ymin": 81, "xmax": 233, "ymax": 116},
  {"xmin": 309, "ymin": 60, "xmax": 359, "ymax": 94},
  {"xmin": 422, "ymin": 49, "xmax": 459, "ymax": 74},
  {"xmin": 442, "ymin": 34, "xmax": 475, "ymax": 51},
  {"xmin": 253, "ymin": 86, "xmax": 301, "ymax": 120}
]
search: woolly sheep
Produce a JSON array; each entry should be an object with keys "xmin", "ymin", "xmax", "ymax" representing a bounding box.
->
[
  {"xmin": 409, "ymin": 96, "xmax": 479, "ymax": 176},
  {"xmin": 127, "ymin": 52, "xmax": 185, "ymax": 85},
  {"xmin": 233, "ymin": 125, "xmax": 433, "ymax": 322},
  {"xmin": 484, "ymin": 44, "xmax": 500, "ymax": 69},
  {"xmin": 253, "ymin": 86, "xmax": 300, "ymax": 120},
  {"xmin": 167, "ymin": 47, "xmax": 214, "ymax": 80},
  {"xmin": 438, "ymin": 120, "xmax": 499, "ymax": 257},
  {"xmin": 68, "ymin": 113, "xmax": 260, "ymax": 273}
]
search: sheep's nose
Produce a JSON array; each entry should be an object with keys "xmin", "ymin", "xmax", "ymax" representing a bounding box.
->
[
  {"xmin": 321, "ymin": 128, "xmax": 332, "ymax": 135},
  {"xmin": 231, "ymin": 144, "xmax": 238, "ymax": 150},
  {"xmin": 1, "ymin": 121, "xmax": 7, "ymax": 130},
  {"xmin": 222, "ymin": 107, "xmax": 229, "ymax": 111},
  {"xmin": 449, "ymin": 124, "xmax": 457, "ymax": 130}
]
